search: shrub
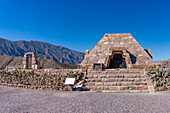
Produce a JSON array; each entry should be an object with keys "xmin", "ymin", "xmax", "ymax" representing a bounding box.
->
[
  {"xmin": 66, "ymin": 71, "xmax": 85, "ymax": 83},
  {"xmin": 147, "ymin": 68, "xmax": 170, "ymax": 91}
]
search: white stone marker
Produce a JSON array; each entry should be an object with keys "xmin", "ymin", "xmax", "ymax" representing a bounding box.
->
[{"xmin": 64, "ymin": 78, "xmax": 75, "ymax": 85}]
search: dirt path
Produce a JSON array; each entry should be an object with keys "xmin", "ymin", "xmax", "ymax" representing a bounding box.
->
[{"xmin": 0, "ymin": 86, "xmax": 169, "ymax": 113}]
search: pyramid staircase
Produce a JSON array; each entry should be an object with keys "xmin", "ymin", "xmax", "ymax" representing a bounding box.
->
[{"xmin": 84, "ymin": 69, "xmax": 155, "ymax": 93}]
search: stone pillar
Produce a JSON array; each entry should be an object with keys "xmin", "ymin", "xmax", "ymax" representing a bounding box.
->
[
  {"xmin": 23, "ymin": 52, "xmax": 38, "ymax": 69},
  {"xmin": 23, "ymin": 57, "xmax": 27, "ymax": 69},
  {"xmin": 85, "ymin": 50, "xmax": 91, "ymax": 58},
  {"xmin": 104, "ymin": 55, "xmax": 110, "ymax": 68},
  {"xmin": 125, "ymin": 53, "xmax": 132, "ymax": 69},
  {"xmin": 23, "ymin": 55, "xmax": 29, "ymax": 69},
  {"xmin": 32, "ymin": 53, "xmax": 38, "ymax": 69}
]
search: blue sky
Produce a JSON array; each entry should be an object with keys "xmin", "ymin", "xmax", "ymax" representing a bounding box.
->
[{"xmin": 0, "ymin": 0, "xmax": 169, "ymax": 61}]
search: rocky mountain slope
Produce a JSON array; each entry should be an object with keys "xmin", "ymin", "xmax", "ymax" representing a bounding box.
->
[
  {"xmin": 0, "ymin": 38, "xmax": 84, "ymax": 65},
  {"xmin": 0, "ymin": 55, "xmax": 76, "ymax": 69},
  {"xmin": 157, "ymin": 59, "xmax": 170, "ymax": 69}
]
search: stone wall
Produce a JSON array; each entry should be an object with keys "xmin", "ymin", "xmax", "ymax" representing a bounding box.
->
[{"xmin": 0, "ymin": 69, "xmax": 85, "ymax": 91}]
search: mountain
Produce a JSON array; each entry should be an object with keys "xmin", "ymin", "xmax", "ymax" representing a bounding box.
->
[
  {"xmin": 154, "ymin": 61, "xmax": 162, "ymax": 63},
  {"xmin": 0, "ymin": 38, "xmax": 84, "ymax": 65},
  {"xmin": 157, "ymin": 59, "xmax": 170, "ymax": 70},
  {"xmin": 0, "ymin": 55, "xmax": 76, "ymax": 69}
]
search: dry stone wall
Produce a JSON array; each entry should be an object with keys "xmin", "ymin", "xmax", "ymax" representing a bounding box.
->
[{"xmin": 0, "ymin": 69, "xmax": 85, "ymax": 91}]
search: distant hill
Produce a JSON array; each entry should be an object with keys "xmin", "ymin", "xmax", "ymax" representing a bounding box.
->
[
  {"xmin": 156, "ymin": 59, "xmax": 170, "ymax": 69},
  {"xmin": 154, "ymin": 61, "xmax": 162, "ymax": 63},
  {"xmin": 0, "ymin": 55, "xmax": 76, "ymax": 69},
  {"xmin": 0, "ymin": 38, "xmax": 84, "ymax": 65}
]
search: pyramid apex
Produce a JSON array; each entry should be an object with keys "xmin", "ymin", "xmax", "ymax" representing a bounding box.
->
[{"xmin": 104, "ymin": 33, "xmax": 131, "ymax": 36}]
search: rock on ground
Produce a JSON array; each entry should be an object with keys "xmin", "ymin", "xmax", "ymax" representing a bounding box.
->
[{"xmin": 0, "ymin": 86, "xmax": 170, "ymax": 113}]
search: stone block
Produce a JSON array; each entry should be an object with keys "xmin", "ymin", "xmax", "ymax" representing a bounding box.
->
[
  {"xmin": 141, "ymin": 90, "xmax": 149, "ymax": 93},
  {"xmin": 90, "ymin": 79, "xmax": 95, "ymax": 82},
  {"xmin": 93, "ymin": 75, "xmax": 98, "ymax": 78},
  {"xmin": 106, "ymin": 79, "xmax": 117, "ymax": 82},
  {"xmin": 95, "ymin": 82, "xmax": 104, "ymax": 86},
  {"xmin": 109, "ymin": 87, "xmax": 117, "ymax": 90},
  {"xmin": 116, "ymin": 75, "xmax": 124, "ymax": 78},
  {"xmin": 87, "ymin": 75, "xmax": 93, "ymax": 78},
  {"xmin": 104, "ymin": 86, "xmax": 109, "ymax": 90},
  {"xmin": 104, "ymin": 82, "xmax": 116, "ymax": 86},
  {"xmin": 117, "ymin": 78, "xmax": 126, "ymax": 82},
  {"xmin": 95, "ymin": 78, "xmax": 102, "ymax": 82},
  {"xmin": 136, "ymin": 86, "xmax": 148, "ymax": 90},
  {"xmin": 127, "ymin": 78, "xmax": 135, "ymax": 82},
  {"xmin": 89, "ymin": 86, "xmax": 97, "ymax": 91},
  {"xmin": 98, "ymin": 75, "xmax": 104, "ymax": 78},
  {"xmin": 85, "ymin": 83, "xmax": 95, "ymax": 86},
  {"xmin": 102, "ymin": 71, "xmax": 107, "ymax": 74},
  {"xmin": 98, "ymin": 86, "xmax": 105, "ymax": 90},
  {"xmin": 116, "ymin": 82, "xmax": 122, "ymax": 86},
  {"xmin": 124, "ymin": 75, "xmax": 131, "ymax": 78},
  {"xmin": 127, "ymin": 86, "xmax": 135, "ymax": 90}
]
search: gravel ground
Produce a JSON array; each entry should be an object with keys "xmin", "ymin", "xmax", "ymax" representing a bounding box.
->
[{"xmin": 0, "ymin": 86, "xmax": 170, "ymax": 113}]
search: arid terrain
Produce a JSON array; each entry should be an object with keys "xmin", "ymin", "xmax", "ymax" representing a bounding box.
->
[{"xmin": 0, "ymin": 55, "xmax": 76, "ymax": 69}]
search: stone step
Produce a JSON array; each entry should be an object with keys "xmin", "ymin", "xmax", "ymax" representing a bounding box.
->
[
  {"xmin": 86, "ymin": 85, "xmax": 148, "ymax": 91},
  {"xmin": 88, "ymin": 69, "xmax": 144, "ymax": 74},
  {"xmin": 90, "ymin": 90, "xmax": 149, "ymax": 93},
  {"xmin": 86, "ymin": 74, "xmax": 145, "ymax": 78},
  {"xmin": 87, "ymin": 73, "xmax": 144, "ymax": 75},
  {"xmin": 85, "ymin": 78, "xmax": 147, "ymax": 82},
  {"xmin": 84, "ymin": 82, "xmax": 148, "ymax": 86}
]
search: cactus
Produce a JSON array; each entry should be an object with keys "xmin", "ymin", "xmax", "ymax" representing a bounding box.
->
[{"xmin": 148, "ymin": 68, "xmax": 170, "ymax": 91}]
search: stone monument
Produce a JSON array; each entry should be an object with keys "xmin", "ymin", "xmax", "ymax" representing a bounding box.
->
[
  {"xmin": 23, "ymin": 52, "xmax": 38, "ymax": 69},
  {"xmin": 79, "ymin": 33, "xmax": 154, "ymax": 70}
]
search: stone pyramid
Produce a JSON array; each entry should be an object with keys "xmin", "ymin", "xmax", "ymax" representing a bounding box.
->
[{"xmin": 79, "ymin": 33, "xmax": 154, "ymax": 69}]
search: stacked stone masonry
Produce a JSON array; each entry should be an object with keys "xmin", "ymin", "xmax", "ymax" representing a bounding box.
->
[
  {"xmin": 23, "ymin": 52, "xmax": 38, "ymax": 69},
  {"xmin": 79, "ymin": 33, "xmax": 155, "ymax": 70},
  {"xmin": 84, "ymin": 69, "xmax": 150, "ymax": 93}
]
